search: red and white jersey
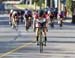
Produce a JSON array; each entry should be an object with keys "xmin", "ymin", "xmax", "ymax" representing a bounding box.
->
[
  {"xmin": 44, "ymin": 13, "xmax": 49, "ymax": 19},
  {"xmin": 33, "ymin": 12, "xmax": 39, "ymax": 20},
  {"xmin": 9, "ymin": 10, "xmax": 13, "ymax": 17},
  {"xmin": 33, "ymin": 13, "xmax": 49, "ymax": 28}
]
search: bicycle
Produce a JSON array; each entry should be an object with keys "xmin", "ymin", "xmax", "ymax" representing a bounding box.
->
[
  {"xmin": 59, "ymin": 18, "xmax": 64, "ymax": 28},
  {"xmin": 37, "ymin": 23, "xmax": 47, "ymax": 53},
  {"xmin": 25, "ymin": 16, "xmax": 32, "ymax": 31},
  {"xmin": 12, "ymin": 19, "xmax": 18, "ymax": 31},
  {"xmin": 60, "ymin": 19, "xmax": 63, "ymax": 27}
]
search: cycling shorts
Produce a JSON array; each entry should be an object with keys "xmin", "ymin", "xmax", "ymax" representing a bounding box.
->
[{"xmin": 35, "ymin": 18, "xmax": 46, "ymax": 28}]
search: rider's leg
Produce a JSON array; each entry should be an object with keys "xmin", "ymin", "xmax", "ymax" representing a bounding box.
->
[
  {"xmin": 11, "ymin": 18, "xmax": 14, "ymax": 28},
  {"xmin": 43, "ymin": 27, "xmax": 47, "ymax": 46},
  {"xmin": 43, "ymin": 27, "xmax": 47, "ymax": 41},
  {"xmin": 36, "ymin": 28, "xmax": 39, "ymax": 42},
  {"xmin": 60, "ymin": 18, "xmax": 63, "ymax": 27},
  {"xmin": 50, "ymin": 18, "xmax": 54, "ymax": 28},
  {"xmin": 9, "ymin": 17, "xmax": 12, "ymax": 25}
]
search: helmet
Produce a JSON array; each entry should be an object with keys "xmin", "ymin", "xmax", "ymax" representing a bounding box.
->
[
  {"xmin": 12, "ymin": 11, "xmax": 17, "ymax": 15},
  {"xmin": 39, "ymin": 9, "xmax": 44, "ymax": 17},
  {"xmin": 10, "ymin": 9, "xmax": 13, "ymax": 13},
  {"xmin": 48, "ymin": 10, "xmax": 51, "ymax": 14}
]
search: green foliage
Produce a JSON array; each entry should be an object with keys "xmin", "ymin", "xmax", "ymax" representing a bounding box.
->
[
  {"xmin": 33, "ymin": 0, "xmax": 45, "ymax": 6},
  {"xmin": 66, "ymin": 0, "xmax": 72, "ymax": 13}
]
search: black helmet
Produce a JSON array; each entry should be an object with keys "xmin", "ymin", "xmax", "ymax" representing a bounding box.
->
[{"xmin": 39, "ymin": 9, "xmax": 44, "ymax": 17}]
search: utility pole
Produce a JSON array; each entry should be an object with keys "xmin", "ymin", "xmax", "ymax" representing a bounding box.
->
[
  {"xmin": 34, "ymin": 0, "xmax": 38, "ymax": 10},
  {"xmin": 57, "ymin": 0, "xmax": 61, "ymax": 17},
  {"xmin": 34, "ymin": 1, "xmax": 36, "ymax": 10},
  {"xmin": 50, "ymin": 0, "xmax": 53, "ymax": 8},
  {"xmin": 45, "ymin": 0, "xmax": 47, "ymax": 8},
  {"xmin": 72, "ymin": 0, "xmax": 75, "ymax": 23},
  {"xmin": 54, "ymin": 0, "xmax": 58, "ymax": 8},
  {"xmin": 39, "ymin": 0, "xmax": 42, "ymax": 9},
  {"xmin": 57, "ymin": 0, "xmax": 61, "ymax": 24},
  {"xmin": 30, "ymin": 0, "xmax": 32, "ymax": 5},
  {"xmin": 60, "ymin": 0, "xmax": 65, "ymax": 11}
]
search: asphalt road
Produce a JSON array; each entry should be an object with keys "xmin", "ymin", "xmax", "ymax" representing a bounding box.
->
[{"xmin": 0, "ymin": 15, "xmax": 75, "ymax": 58}]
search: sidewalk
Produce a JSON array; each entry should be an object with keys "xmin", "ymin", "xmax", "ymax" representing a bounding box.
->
[{"xmin": 64, "ymin": 18, "xmax": 72, "ymax": 23}]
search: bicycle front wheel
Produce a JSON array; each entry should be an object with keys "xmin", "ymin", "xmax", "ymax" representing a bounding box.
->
[{"xmin": 39, "ymin": 31, "xmax": 43, "ymax": 53}]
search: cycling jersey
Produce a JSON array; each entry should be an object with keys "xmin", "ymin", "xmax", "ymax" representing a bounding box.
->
[
  {"xmin": 33, "ymin": 12, "xmax": 39, "ymax": 19},
  {"xmin": 9, "ymin": 10, "xmax": 13, "ymax": 17},
  {"xmin": 35, "ymin": 18, "xmax": 46, "ymax": 27},
  {"xmin": 35, "ymin": 13, "xmax": 48, "ymax": 27},
  {"xmin": 12, "ymin": 11, "xmax": 18, "ymax": 21}
]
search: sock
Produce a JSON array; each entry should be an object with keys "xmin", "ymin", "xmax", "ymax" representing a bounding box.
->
[
  {"xmin": 36, "ymin": 36, "xmax": 39, "ymax": 41},
  {"xmin": 44, "ymin": 36, "xmax": 47, "ymax": 41}
]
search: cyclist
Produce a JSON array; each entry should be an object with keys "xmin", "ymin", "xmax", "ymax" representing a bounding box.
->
[
  {"xmin": 48, "ymin": 10, "xmax": 54, "ymax": 28},
  {"xmin": 35, "ymin": 9, "xmax": 48, "ymax": 45},
  {"xmin": 12, "ymin": 11, "xmax": 19, "ymax": 28},
  {"xmin": 59, "ymin": 11, "xmax": 64, "ymax": 27},
  {"xmin": 33, "ymin": 10, "xmax": 39, "ymax": 32},
  {"xmin": 24, "ymin": 9, "xmax": 33, "ymax": 31}
]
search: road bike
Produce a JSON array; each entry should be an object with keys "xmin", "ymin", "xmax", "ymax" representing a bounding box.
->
[
  {"xmin": 37, "ymin": 23, "xmax": 47, "ymax": 53},
  {"xmin": 12, "ymin": 19, "xmax": 19, "ymax": 31}
]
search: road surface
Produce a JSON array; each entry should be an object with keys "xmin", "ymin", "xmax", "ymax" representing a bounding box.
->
[{"xmin": 0, "ymin": 15, "xmax": 75, "ymax": 58}]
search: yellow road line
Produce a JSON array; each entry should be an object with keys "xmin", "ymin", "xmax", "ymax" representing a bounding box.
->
[{"xmin": 0, "ymin": 42, "xmax": 34, "ymax": 58}]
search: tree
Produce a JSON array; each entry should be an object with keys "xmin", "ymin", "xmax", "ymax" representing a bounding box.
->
[{"xmin": 66, "ymin": 0, "xmax": 72, "ymax": 14}]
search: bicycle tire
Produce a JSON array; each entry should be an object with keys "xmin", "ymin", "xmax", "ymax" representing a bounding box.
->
[
  {"xmin": 60, "ymin": 20, "xmax": 63, "ymax": 27},
  {"xmin": 39, "ymin": 31, "xmax": 43, "ymax": 53}
]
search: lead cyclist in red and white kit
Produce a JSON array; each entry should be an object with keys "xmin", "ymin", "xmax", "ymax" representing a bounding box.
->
[{"xmin": 34, "ymin": 10, "xmax": 49, "ymax": 45}]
